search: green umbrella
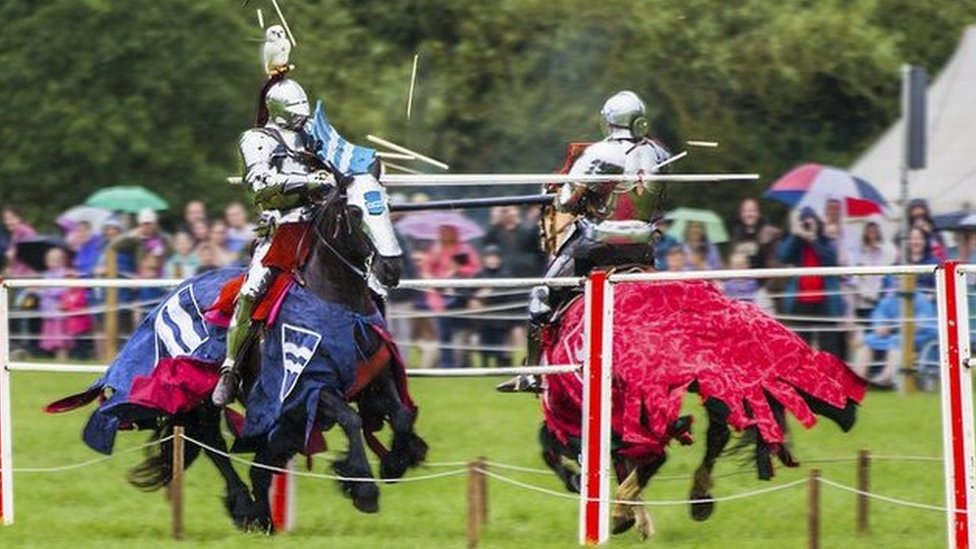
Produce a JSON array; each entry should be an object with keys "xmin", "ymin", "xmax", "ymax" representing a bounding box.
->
[
  {"xmin": 665, "ymin": 207, "xmax": 729, "ymax": 243},
  {"xmin": 85, "ymin": 185, "xmax": 168, "ymax": 213}
]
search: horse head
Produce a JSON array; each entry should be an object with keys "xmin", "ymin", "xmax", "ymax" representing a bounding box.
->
[{"xmin": 312, "ymin": 172, "xmax": 403, "ymax": 290}]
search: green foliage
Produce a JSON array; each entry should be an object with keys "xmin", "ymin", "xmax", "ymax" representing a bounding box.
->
[{"xmin": 1, "ymin": 0, "xmax": 974, "ymax": 227}]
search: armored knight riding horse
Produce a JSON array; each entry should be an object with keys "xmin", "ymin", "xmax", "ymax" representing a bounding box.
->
[
  {"xmin": 500, "ymin": 90, "xmax": 866, "ymax": 539},
  {"xmin": 49, "ymin": 31, "xmax": 427, "ymax": 531}
]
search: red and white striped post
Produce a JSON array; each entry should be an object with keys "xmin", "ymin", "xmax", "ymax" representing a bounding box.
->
[
  {"xmin": 936, "ymin": 261, "xmax": 975, "ymax": 549},
  {"xmin": 0, "ymin": 279, "xmax": 13, "ymax": 526},
  {"xmin": 579, "ymin": 270, "xmax": 613, "ymax": 545},
  {"xmin": 269, "ymin": 460, "xmax": 296, "ymax": 532}
]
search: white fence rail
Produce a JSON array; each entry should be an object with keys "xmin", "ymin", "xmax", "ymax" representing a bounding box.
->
[{"xmin": 1, "ymin": 264, "xmax": 974, "ymax": 546}]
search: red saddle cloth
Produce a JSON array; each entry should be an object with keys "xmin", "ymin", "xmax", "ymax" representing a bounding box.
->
[
  {"xmin": 541, "ymin": 279, "xmax": 867, "ymax": 459},
  {"xmin": 208, "ymin": 222, "xmax": 314, "ymax": 324}
]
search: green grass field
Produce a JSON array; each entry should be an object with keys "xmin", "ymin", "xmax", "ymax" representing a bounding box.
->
[{"xmin": 0, "ymin": 372, "xmax": 955, "ymax": 548}]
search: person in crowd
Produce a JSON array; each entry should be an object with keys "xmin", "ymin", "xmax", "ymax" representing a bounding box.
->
[
  {"xmin": 776, "ymin": 207, "xmax": 845, "ymax": 358},
  {"xmin": 182, "ymin": 200, "xmax": 209, "ymax": 234},
  {"xmin": 421, "ymin": 224, "xmax": 482, "ymax": 368},
  {"xmin": 823, "ymin": 198, "xmax": 857, "ymax": 266},
  {"xmin": 681, "ymin": 220, "xmax": 721, "ymax": 270},
  {"xmin": 2, "ymin": 206, "xmax": 38, "ymax": 277},
  {"xmin": 67, "ymin": 221, "xmax": 103, "ymax": 277},
  {"xmin": 722, "ymin": 252, "xmax": 770, "ymax": 309},
  {"xmin": 133, "ymin": 255, "xmax": 167, "ymax": 324},
  {"xmin": 729, "ymin": 197, "xmax": 782, "ymax": 273},
  {"xmin": 164, "ymin": 231, "xmax": 200, "ymax": 279},
  {"xmin": 190, "ymin": 218, "xmax": 211, "ymax": 245},
  {"xmin": 850, "ymin": 221, "xmax": 895, "ymax": 320},
  {"xmin": 208, "ymin": 219, "xmax": 237, "ymax": 267},
  {"xmin": 224, "ymin": 202, "xmax": 255, "ymax": 255},
  {"xmin": 862, "ymin": 290, "xmax": 938, "ymax": 390},
  {"xmin": 93, "ymin": 217, "xmax": 127, "ymax": 277},
  {"xmin": 110, "ymin": 209, "xmax": 170, "ymax": 277},
  {"xmin": 471, "ymin": 245, "xmax": 515, "ymax": 368},
  {"xmin": 194, "ymin": 242, "xmax": 221, "ymax": 274},
  {"xmin": 38, "ymin": 248, "xmax": 78, "ymax": 360},
  {"xmin": 653, "ymin": 217, "xmax": 680, "ymax": 270},
  {"xmin": 905, "ymin": 226, "xmax": 941, "ymax": 291},
  {"xmin": 904, "ymin": 198, "xmax": 947, "ymax": 261},
  {"xmin": 664, "ymin": 244, "xmax": 691, "ymax": 272}
]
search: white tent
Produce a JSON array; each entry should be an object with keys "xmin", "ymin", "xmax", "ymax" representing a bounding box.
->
[{"xmin": 850, "ymin": 26, "xmax": 976, "ymax": 215}]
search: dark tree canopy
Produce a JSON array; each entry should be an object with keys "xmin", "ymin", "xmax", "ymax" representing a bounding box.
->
[{"xmin": 1, "ymin": 0, "xmax": 974, "ymax": 228}]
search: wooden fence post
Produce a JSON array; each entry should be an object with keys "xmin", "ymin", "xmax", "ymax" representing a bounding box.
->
[
  {"xmin": 477, "ymin": 457, "xmax": 488, "ymax": 526},
  {"xmin": 172, "ymin": 425, "xmax": 185, "ymax": 541},
  {"xmin": 857, "ymin": 449, "xmax": 870, "ymax": 535},
  {"xmin": 808, "ymin": 468, "xmax": 820, "ymax": 549},
  {"xmin": 104, "ymin": 247, "xmax": 118, "ymax": 362},
  {"xmin": 467, "ymin": 457, "xmax": 489, "ymax": 548}
]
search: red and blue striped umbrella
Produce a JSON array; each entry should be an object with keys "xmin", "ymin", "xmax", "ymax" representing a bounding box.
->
[{"xmin": 764, "ymin": 163, "xmax": 890, "ymax": 217}]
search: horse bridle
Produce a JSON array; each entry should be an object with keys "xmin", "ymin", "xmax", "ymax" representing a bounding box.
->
[{"xmin": 309, "ymin": 185, "xmax": 374, "ymax": 281}]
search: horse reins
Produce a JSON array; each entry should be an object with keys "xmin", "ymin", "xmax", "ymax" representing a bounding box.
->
[{"xmin": 309, "ymin": 188, "xmax": 374, "ymax": 281}]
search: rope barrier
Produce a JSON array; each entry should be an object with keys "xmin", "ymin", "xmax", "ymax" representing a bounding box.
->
[
  {"xmin": 475, "ymin": 467, "xmax": 808, "ymax": 506},
  {"xmin": 180, "ymin": 434, "xmax": 468, "ymax": 483},
  {"xmin": 817, "ymin": 477, "xmax": 958, "ymax": 514},
  {"xmin": 0, "ymin": 435, "xmax": 174, "ymax": 474}
]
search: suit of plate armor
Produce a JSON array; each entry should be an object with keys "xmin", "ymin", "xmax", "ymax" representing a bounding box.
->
[
  {"xmin": 500, "ymin": 91, "xmax": 670, "ymax": 394},
  {"xmin": 528, "ymin": 91, "xmax": 671, "ymax": 321},
  {"xmin": 213, "ymin": 78, "xmax": 335, "ymax": 406}
]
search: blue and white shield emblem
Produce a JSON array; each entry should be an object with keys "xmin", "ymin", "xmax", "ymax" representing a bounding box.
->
[
  {"xmin": 279, "ymin": 324, "xmax": 323, "ymax": 402},
  {"xmin": 364, "ymin": 190, "xmax": 385, "ymax": 215},
  {"xmin": 154, "ymin": 285, "xmax": 209, "ymax": 365}
]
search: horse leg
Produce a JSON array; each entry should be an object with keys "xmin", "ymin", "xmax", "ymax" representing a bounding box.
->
[
  {"xmin": 246, "ymin": 445, "xmax": 290, "ymax": 534},
  {"xmin": 365, "ymin": 371, "xmax": 428, "ymax": 481},
  {"xmin": 190, "ymin": 404, "xmax": 253, "ymax": 530},
  {"xmin": 538, "ymin": 424, "xmax": 580, "ymax": 493},
  {"xmin": 612, "ymin": 456, "xmax": 665, "ymax": 539},
  {"xmin": 689, "ymin": 399, "xmax": 731, "ymax": 522},
  {"xmin": 320, "ymin": 389, "xmax": 380, "ymax": 513}
]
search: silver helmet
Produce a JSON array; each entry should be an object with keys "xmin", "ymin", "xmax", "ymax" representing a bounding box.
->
[
  {"xmin": 265, "ymin": 78, "xmax": 310, "ymax": 130},
  {"xmin": 600, "ymin": 91, "xmax": 650, "ymax": 139}
]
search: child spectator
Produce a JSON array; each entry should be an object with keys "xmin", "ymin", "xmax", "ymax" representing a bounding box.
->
[
  {"xmin": 195, "ymin": 242, "xmax": 220, "ymax": 274},
  {"xmin": 664, "ymin": 244, "xmax": 690, "ymax": 272},
  {"xmin": 38, "ymin": 248, "xmax": 81, "ymax": 360},
  {"xmin": 165, "ymin": 231, "xmax": 200, "ymax": 279}
]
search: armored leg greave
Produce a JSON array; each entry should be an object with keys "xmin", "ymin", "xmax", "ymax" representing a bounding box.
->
[{"xmin": 213, "ymin": 242, "xmax": 273, "ymax": 406}]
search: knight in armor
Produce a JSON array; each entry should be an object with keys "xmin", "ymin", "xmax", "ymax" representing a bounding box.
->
[
  {"xmin": 499, "ymin": 90, "xmax": 671, "ymax": 393},
  {"xmin": 211, "ymin": 77, "xmax": 336, "ymax": 406}
]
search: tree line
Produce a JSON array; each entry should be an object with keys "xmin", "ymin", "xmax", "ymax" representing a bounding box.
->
[{"xmin": 1, "ymin": 0, "xmax": 974, "ymax": 227}]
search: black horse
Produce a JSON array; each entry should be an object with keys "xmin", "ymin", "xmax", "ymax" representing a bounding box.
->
[
  {"xmin": 529, "ymin": 275, "xmax": 866, "ymax": 540},
  {"xmin": 538, "ymin": 384, "xmax": 858, "ymax": 539},
  {"xmin": 120, "ymin": 173, "xmax": 427, "ymax": 531}
]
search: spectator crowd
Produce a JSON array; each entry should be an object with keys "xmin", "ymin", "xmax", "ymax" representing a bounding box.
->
[{"xmin": 2, "ymin": 193, "xmax": 975, "ymax": 389}]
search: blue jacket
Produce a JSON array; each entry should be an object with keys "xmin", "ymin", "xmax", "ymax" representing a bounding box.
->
[
  {"xmin": 776, "ymin": 233, "xmax": 845, "ymax": 316},
  {"xmin": 864, "ymin": 293, "xmax": 938, "ymax": 352}
]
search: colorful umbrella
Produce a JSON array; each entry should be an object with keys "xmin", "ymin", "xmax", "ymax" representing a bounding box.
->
[
  {"xmin": 395, "ymin": 211, "xmax": 485, "ymax": 241},
  {"xmin": 665, "ymin": 207, "xmax": 729, "ymax": 243},
  {"xmin": 765, "ymin": 164, "xmax": 889, "ymax": 217},
  {"xmin": 57, "ymin": 205, "xmax": 113, "ymax": 232},
  {"xmin": 85, "ymin": 186, "xmax": 168, "ymax": 213},
  {"xmin": 14, "ymin": 236, "xmax": 70, "ymax": 273}
]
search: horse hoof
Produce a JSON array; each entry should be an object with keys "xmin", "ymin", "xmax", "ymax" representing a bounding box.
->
[
  {"xmin": 612, "ymin": 515, "xmax": 636, "ymax": 535},
  {"xmin": 351, "ymin": 483, "xmax": 380, "ymax": 514},
  {"xmin": 689, "ymin": 494, "xmax": 715, "ymax": 521}
]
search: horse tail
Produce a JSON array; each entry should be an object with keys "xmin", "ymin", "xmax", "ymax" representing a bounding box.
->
[{"xmin": 127, "ymin": 414, "xmax": 205, "ymax": 491}]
